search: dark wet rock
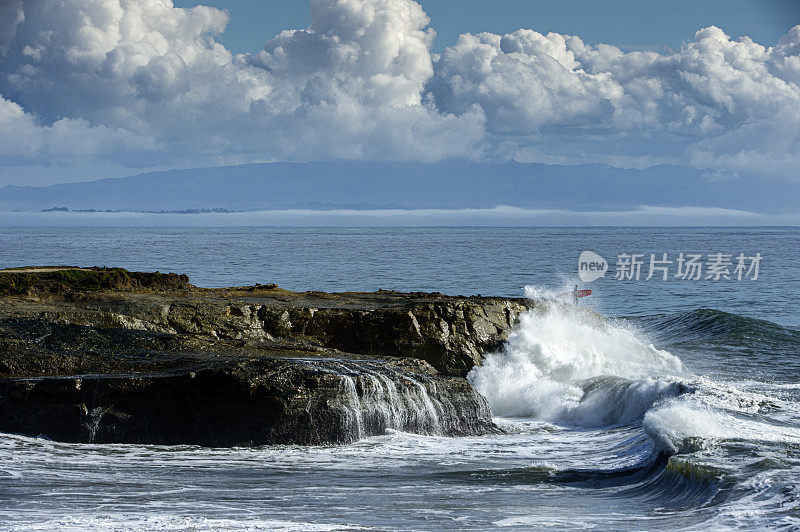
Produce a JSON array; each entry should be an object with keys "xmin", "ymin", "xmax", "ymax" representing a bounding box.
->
[{"xmin": 0, "ymin": 359, "xmax": 497, "ymax": 446}]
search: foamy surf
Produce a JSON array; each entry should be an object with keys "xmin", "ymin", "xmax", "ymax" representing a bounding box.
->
[
  {"xmin": 460, "ymin": 287, "xmax": 800, "ymax": 528},
  {"xmin": 468, "ymin": 296, "xmax": 686, "ymax": 425}
]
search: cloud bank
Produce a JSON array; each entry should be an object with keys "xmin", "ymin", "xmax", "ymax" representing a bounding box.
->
[
  {"xmin": 3, "ymin": 205, "xmax": 798, "ymax": 228},
  {"xmin": 0, "ymin": 0, "xmax": 798, "ymax": 178}
]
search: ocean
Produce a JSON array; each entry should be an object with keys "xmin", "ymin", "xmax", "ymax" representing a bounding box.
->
[{"xmin": 0, "ymin": 226, "xmax": 798, "ymax": 530}]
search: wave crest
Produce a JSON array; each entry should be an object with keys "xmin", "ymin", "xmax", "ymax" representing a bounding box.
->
[{"xmin": 468, "ymin": 299, "xmax": 686, "ymax": 425}]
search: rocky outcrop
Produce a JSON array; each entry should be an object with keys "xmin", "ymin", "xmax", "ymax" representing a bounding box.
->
[
  {"xmin": 0, "ymin": 359, "xmax": 496, "ymax": 446},
  {"xmin": 253, "ymin": 300, "xmax": 528, "ymax": 377},
  {"xmin": 0, "ymin": 289, "xmax": 532, "ymax": 378},
  {"xmin": 0, "ymin": 267, "xmax": 534, "ymax": 446}
]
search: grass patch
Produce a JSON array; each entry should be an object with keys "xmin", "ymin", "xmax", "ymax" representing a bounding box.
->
[{"xmin": 0, "ymin": 267, "xmax": 191, "ymax": 296}]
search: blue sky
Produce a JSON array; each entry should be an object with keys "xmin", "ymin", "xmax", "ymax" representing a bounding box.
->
[
  {"xmin": 0, "ymin": 0, "xmax": 798, "ymax": 189},
  {"xmin": 174, "ymin": 0, "xmax": 800, "ymax": 53}
]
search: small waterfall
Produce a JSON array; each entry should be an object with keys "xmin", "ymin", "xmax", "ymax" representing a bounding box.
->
[
  {"xmin": 84, "ymin": 405, "xmax": 111, "ymax": 443},
  {"xmin": 338, "ymin": 376, "xmax": 366, "ymax": 441},
  {"xmin": 329, "ymin": 362, "xmax": 465, "ymax": 442},
  {"xmin": 402, "ymin": 375, "xmax": 443, "ymax": 434}
]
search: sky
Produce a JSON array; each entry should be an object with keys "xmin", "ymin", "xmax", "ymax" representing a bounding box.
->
[
  {"xmin": 0, "ymin": 0, "xmax": 798, "ymax": 187},
  {"xmin": 173, "ymin": 0, "xmax": 800, "ymax": 54}
]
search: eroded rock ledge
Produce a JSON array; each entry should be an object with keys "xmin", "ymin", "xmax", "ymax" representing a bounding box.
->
[{"xmin": 0, "ymin": 267, "xmax": 535, "ymax": 446}]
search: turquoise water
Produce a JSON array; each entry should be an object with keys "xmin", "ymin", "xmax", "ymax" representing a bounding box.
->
[{"xmin": 0, "ymin": 226, "xmax": 798, "ymax": 530}]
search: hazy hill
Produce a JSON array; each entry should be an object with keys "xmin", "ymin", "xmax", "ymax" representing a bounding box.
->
[{"xmin": 0, "ymin": 161, "xmax": 796, "ymax": 213}]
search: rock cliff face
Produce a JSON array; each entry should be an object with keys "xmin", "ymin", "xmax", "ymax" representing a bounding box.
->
[
  {"xmin": 253, "ymin": 300, "xmax": 525, "ymax": 377},
  {"xmin": 0, "ymin": 359, "xmax": 497, "ymax": 446},
  {"xmin": 0, "ymin": 267, "xmax": 534, "ymax": 446}
]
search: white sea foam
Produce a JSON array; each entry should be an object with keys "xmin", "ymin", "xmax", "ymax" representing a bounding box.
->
[
  {"xmin": 468, "ymin": 297, "xmax": 685, "ymax": 425},
  {"xmin": 7, "ymin": 516, "xmax": 366, "ymax": 531},
  {"xmin": 643, "ymin": 395, "xmax": 800, "ymax": 453},
  {"xmin": 470, "ymin": 290, "xmax": 800, "ymax": 463}
]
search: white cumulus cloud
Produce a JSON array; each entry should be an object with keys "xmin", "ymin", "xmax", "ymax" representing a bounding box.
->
[
  {"xmin": 430, "ymin": 24, "xmax": 800, "ymax": 173},
  {"xmin": 0, "ymin": 0, "xmax": 797, "ymax": 179}
]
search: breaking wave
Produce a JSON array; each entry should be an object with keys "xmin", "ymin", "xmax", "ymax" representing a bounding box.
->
[
  {"xmin": 468, "ymin": 300, "xmax": 686, "ymax": 426},
  {"xmin": 468, "ymin": 291, "xmax": 800, "ymax": 520}
]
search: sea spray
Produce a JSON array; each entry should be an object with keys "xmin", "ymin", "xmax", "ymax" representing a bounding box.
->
[{"xmin": 468, "ymin": 297, "xmax": 686, "ymax": 425}]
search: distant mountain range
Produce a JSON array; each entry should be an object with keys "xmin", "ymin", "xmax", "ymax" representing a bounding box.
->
[{"xmin": 0, "ymin": 162, "xmax": 797, "ymax": 213}]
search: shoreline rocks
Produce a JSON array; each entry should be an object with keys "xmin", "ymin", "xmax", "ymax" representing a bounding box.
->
[
  {"xmin": 0, "ymin": 359, "xmax": 498, "ymax": 446},
  {"xmin": 0, "ymin": 267, "xmax": 533, "ymax": 446}
]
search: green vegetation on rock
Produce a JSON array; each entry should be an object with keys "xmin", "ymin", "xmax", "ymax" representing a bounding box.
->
[{"xmin": 0, "ymin": 267, "xmax": 191, "ymax": 296}]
